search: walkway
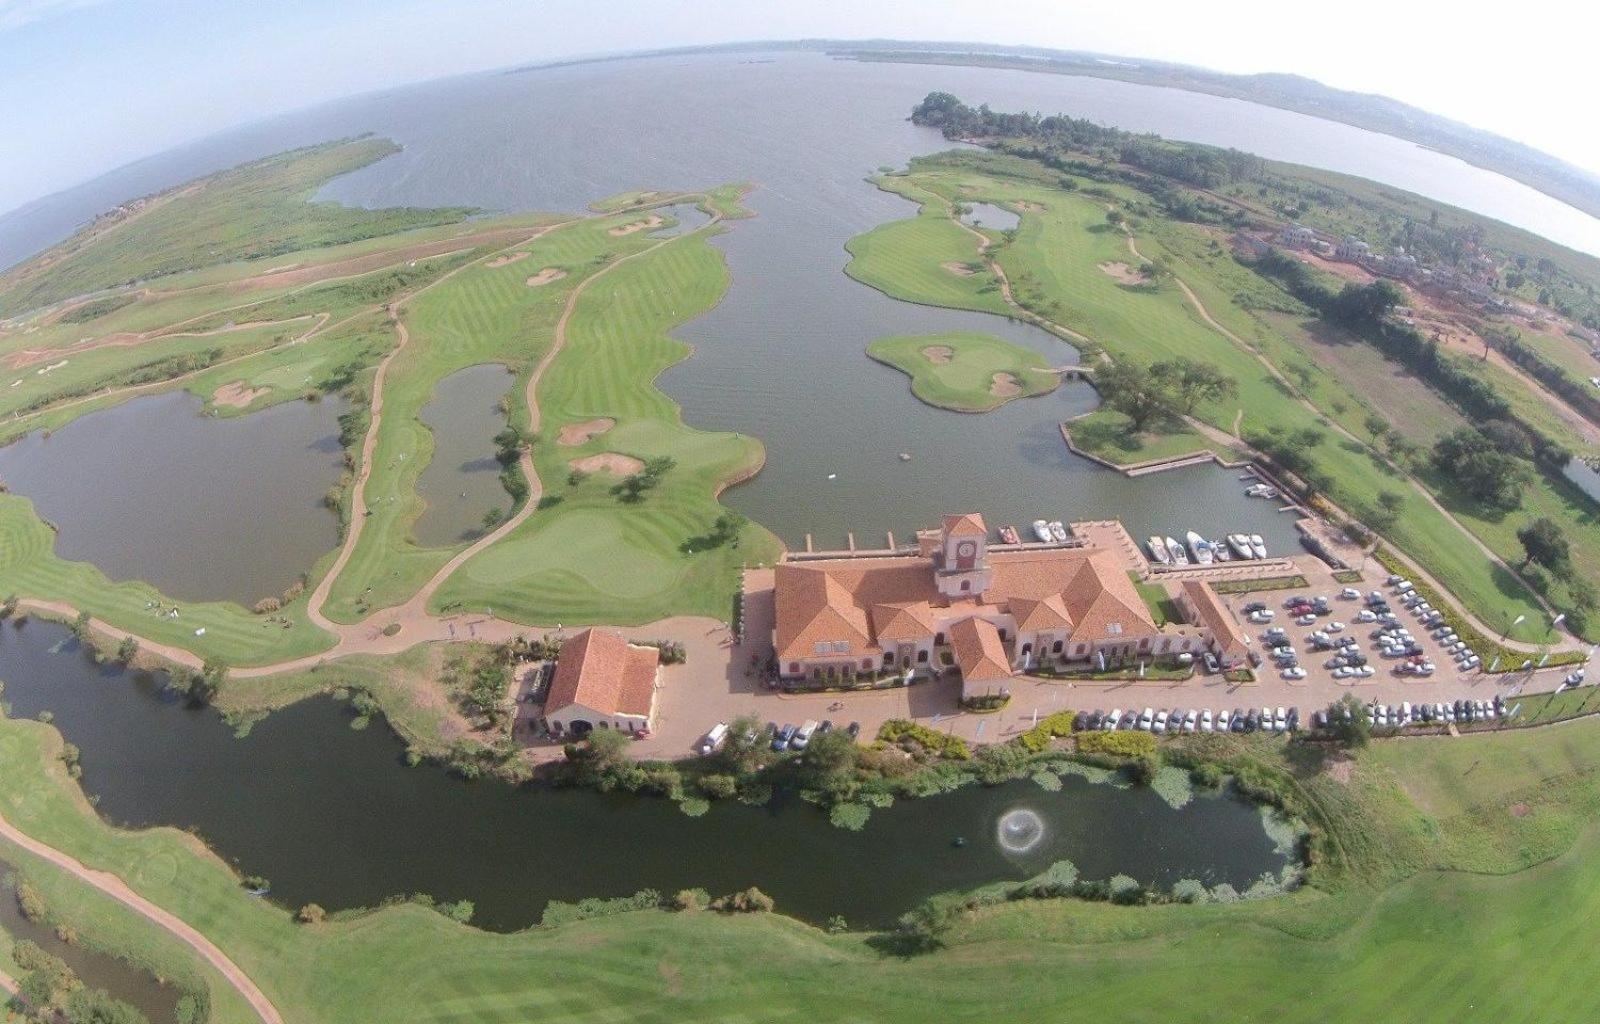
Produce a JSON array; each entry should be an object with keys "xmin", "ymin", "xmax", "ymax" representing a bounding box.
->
[{"xmin": 0, "ymin": 809, "xmax": 283, "ymax": 1024}]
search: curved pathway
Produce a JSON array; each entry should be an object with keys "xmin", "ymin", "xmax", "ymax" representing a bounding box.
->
[{"xmin": 0, "ymin": 809, "xmax": 284, "ymax": 1024}]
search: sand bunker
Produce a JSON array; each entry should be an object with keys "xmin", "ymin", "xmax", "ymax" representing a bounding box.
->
[
  {"xmin": 525, "ymin": 267, "xmax": 568, "ymax": 287},
  {"xmin": 990, "ymin": 372, "xmax": 1023, "ymax": 397},
  {"xmin": 922, "ymin": 345, "xmax": 955, "ymax": 364},
  {"xmin": 941, "ymin": 261, "xmax": 978, "ymax": 277},
  {"xmin": 1012, "ymin": 200, "xmax": 1045, "ymax": 212},
  {"xmin": 486, "ymin": 251, "xmax": 531, "ymax": 268},
  {"xmin": 609, "ymin": 215, "xmax": 665, "ymax": 236},
  {"xmin": 569, "ymin": 452, "xmax": 645, "ymax": 476},
  {"xmin": 557, "ymin": 417, "xmax": 615, "ymax": 446},
  {"xmin": 1098, "ymin": 261, "xmax": 1149, "ymax": 285},
  {"xmin": 212, "ymin": 381, "xmax": 269, "ymax": 408}
]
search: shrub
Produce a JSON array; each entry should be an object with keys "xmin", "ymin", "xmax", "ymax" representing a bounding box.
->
[
  {"xmin": 670, "ymin": 888, "xmax": 708, "ymax": 911},
  {"xmin": 1077, "ymin": 731, "xmax": 1156, "ymax": 759},
  {"xmin": 697, "ymin": 773, "xmax": 738, "ymax": 800},
  {"xmin": 710, "ymin": 887, "xmax": 774, "ymax": 913},
  {"xmin": 252, "ymin": 597, "xmax": 281, "ymax": 614},
  {"xmin": 877, "ymin": 719, "xmax": 970, "ymax": 759},
  {"xmin": 1016, "ymin": 711, "xmax": 1078, "ymax": 753},
  {"xmin": 297, "ymin": 903, "xmax": 326, "ymax": 924}
]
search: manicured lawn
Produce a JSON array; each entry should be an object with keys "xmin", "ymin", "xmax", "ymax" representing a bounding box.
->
[
  {"xmin": 844, "ymin": 177, "xmax": 1013, "ymax": 316},
  {"xmin": 429, "ymin": 204, "xmax": 782, "ymax": 625},
  {"xmin": 1064, "ymin": 407, "xmax": 1231, "ymax": 465},
  {"xmin": 8, "ymin": 703, "xmax": 1600, "ymax": 1021},
  {"xmin": 867, "ymin": 331, "xmax": 1058, "ymax": 412},
  {"xmin": 850, "ymin": 156, "xmax": 1555, "ymax": 643}
]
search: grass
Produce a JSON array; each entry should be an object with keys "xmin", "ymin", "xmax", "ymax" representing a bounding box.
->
[
  {"xmin": 1064, "ymin": 407, "xmax": 1231, "ymax": 465},
  {"xmin": 9, "ymin": 696, "xmax": 1600, "ymax": 1021},
  {"xmin": 427, "ymin": 197, "xmax": 782, "ymax": 624},
  {"xmin": 866, "ymin": 331, "xmax": 1058, "ymax": 412},
  {"xmin": 1132, "ymin": 576, "xmax": 1181, "ymax": 625},
  {"xmin": 855, "ymin": 154, "xmax": 1555, "ymax": 643},
  {"xmin": 0, "ymin": 139, "xmax": 474, "ymax": 317}
]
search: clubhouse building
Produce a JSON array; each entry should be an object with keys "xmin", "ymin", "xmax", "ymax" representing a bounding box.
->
[
  {"xmin": 542, "ymin": 628, "xmax": 661, "ymax": 737},
  {"xmin": 772, "ymin": 514, "xmax": 1249, "ymax": 696}
]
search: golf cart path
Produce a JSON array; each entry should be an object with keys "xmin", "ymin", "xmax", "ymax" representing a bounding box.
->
[{"xmin": 0, "ymin": 809, "xmax": 284, "ymax": 1024}]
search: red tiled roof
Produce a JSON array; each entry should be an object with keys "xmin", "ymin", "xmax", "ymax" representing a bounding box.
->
[
  {"xmin": 949, "ymin": 617, "xmax": 1010, "ymax": 682},
  {"xmin": 942, "ymin": 512, "xmax": 988, "ymax": 537},
  {"xmin": 545, "ymin": 628, "xmax": 659, "ymax": 717},
  {"xmin": 1181, "ymin": 580, "xmax": 1250, "ymax": 657}
]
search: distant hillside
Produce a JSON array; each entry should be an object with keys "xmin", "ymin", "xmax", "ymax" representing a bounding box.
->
[{"xmin": 832, "ymin": 42, "xmax": 1600, "ymax": 219}]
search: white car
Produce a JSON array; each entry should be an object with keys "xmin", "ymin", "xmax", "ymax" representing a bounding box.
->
[
  {"xmin": 1295, "ymin": 613, "xmax": 1317, "ymax": 626},
  {"xmin": 1201, "ymin": 709, "xmax": 1215, "ymax": 732},
  {"xmin": 1217, "ymin": 710, "xmax": 1232, "ymax": 732},
  {"xmin": 1355, "ymin": 610, "xmax": 1377, "ymax": 623},
  {"xmin": 1183, "ymin": 709, "xmax": 1199, "ymax": 733},
  {"xmin": 1327, "ymin": 621, "xmax": 1345, "ymax": 633},
  {"xmin": 1339, "ymin": 587, "xmax": 1361, "ymax": 600},
  {"xmin": 1356, "ymin": 665, "xmax": 1375, "ymax": 678},
  {"xmin": 1274, "ymin": 707, "xmax": 1288, "ymax": 731},
  {"xmin": 1153, "ymin": 709, "xmax": 1169, "ymax": 733},
  {"xmin": 1282, "ymin": 666, "xmax": 1307, "ymax": 680},
  {"xmin": 1139, "ymin": 707, "xmax": 1155, "ymax": 730},
  {"xmin": 1248, "ymin": 610, "xmax": 1275, "ymax": 624}
]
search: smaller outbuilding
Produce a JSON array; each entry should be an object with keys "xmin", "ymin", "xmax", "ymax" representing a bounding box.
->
[{"xmin": 542, "ymin": 628, "xmax": 661, "ymax": 738}]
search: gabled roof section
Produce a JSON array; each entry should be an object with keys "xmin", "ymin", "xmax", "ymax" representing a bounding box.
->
[
  {"xmin": 1011, "ymin": 593, "xmax": 1073, "ymax": 631},
  {"xmin": 942, "ymin": 513, "xmax": 988, "ymax": 537},
  {"xmin": 1181, "ymin": 580, "xmax": 1250, "ymax": 657},
  {"xmin": 545, "ymin": 629, "xmax": 659, "ymax": 717},
  {"xmin": 949, "ymin": 617, "xmax": 1010, "ymax": 682},
  {"xmin": 872, "ymin": 601, "xmax": 943, "ymax": 641}
]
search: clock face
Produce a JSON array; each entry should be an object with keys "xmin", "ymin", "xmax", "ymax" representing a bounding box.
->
[{"xmin": 957, "ymin": 541, "xmax": 976, "ymax": 559}]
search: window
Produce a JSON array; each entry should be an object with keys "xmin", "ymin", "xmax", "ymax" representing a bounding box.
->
[
  {"xmin": 997, "ymin": 628, "xmax": 1008, "ymax": 641},
  {"xmin": 861, "ymin": 658, "xmax": 872, "ymax": 671},
  {"xmin": 788, "ymin": 662, "xmax": 799, "ymax": 674},
  {"xmin": 960, "ymin": 580, "xmax": 970, "ymax": 592},
  {"xmin": 884, "ymin": 653, "xmax": 895, "ymax": 667},
  {"xmin": 935, "ymin": 632, "xmax": 946, "ymax": 646},
  {"xmin": 917, "ymin": 650, "xmax": 929, "ymax": 663},
  {"xmin": 1021, "ymin": 642, "xmax": 1032, "ymax": 655},
  {"xmin": 1052, "ymin": 640, "xmax": 1063, "ymax": 654},
  {"xmin": 1106, "ymin": 622, "xmax": 1123, "ymax": 636}
]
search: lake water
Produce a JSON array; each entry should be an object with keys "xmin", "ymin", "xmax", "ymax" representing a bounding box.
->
[
  {"xmin": 0, "ymin": 391, "xmax": 346, "ymax": 605},
  {"xmin": 412, "ymin": 362, "xmax": 514, "ymax": 547},
  {"xmin": 0, "ymin": 870, "xmax": 182, "ymax": 1023},
  {"xmin": 961, "ymin": 201, "xmax": 1021, "ymax": 232},
  {"xmin": 0, "ymin": 621, "xmax": 1290, "ymax": 930}
]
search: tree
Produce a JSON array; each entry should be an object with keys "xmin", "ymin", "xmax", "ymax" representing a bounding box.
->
[
  {"xmin": 297, "ymin": 903, "xmax": 326, "ymax": 924},
  {"xmin": 563, "ymin": 727, "xmax": 633, "ymax": 785},
  {"xmin": 115, "ymin": 635, "xmax": 139, "ymax": 664},
  {"xmin": 717, "ymin": 713, "xmax": 768, "ymax": 774},
  {"xmin": 1431, "ymin": 429, "xmax": 1527, "ymax": 512},
  {"xmin": 1370, "ymin": 489, "xmax": 1406, "ymax": 529},
  {"xmin": 1517, "ymin": 517, "xmax": 1571, "ymax": 576},
  {"xmin": 64, "ymin": 987, "xmax": 151, "ymax": 1024},
  {"xmin": 1095, "ymin": 360, "xmax": 1176, "ymax": 432},
  {"xmin": 1327, "ymin": 694, "xmax": 1371, "ymax": 748},
  {"xmin": 1151, "ymin": 357, "xmax": 1237, "ymax": 415},
  {"xmin": 799, "ymin": 729, "xmax": 858, "ymax": 788}
]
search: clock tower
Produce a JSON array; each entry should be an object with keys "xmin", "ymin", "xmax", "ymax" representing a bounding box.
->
[{"xmin": 936, "ymin": 513, "xmax": 993, "ymax": 600}]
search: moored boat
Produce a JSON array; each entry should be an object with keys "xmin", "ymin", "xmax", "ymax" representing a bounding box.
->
[
  {"xmin": 1048, "ymin": 520, "xmax": 1068, "ymax": 543},
  {"xmin": 999, "ymin": 524, "xmax": 1020, "ymax": 545},
  {"xmin": 1186, "ymin": 530, "xmax": 1214, "ymax": 564},
  {"xmin": 1250, "ymin": 534, "xmax": 1268, "ymax": 559},
  {"xmin": 1147, "ymin": 536, "xmax": 1171, "ymax": 564},
  {"xmin": 1166, "ymin": 536, "xmax": 1189, "ymax": 565},
  {"xmin": 1032, "ymin": 519, "xmax": 1053, "ymax": 543},
  {"xmin": 1228, "ymin": 533, "xmax": 1254, "ymax": 559}
]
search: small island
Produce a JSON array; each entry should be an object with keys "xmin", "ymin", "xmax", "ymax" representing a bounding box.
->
[{"xmin": 867, "ymin": 331, "xmax": 1060, "ymax": 412}]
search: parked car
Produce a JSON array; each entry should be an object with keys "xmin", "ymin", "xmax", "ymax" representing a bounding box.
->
[
  {"xmin": 772, "ymin": 724, "xmax": 797, "ymax": 751},
  {"xmin": 790, "ymin": 720, "xmax": 819, "ymax": 750},
  {"xmin": 1282, "ymin": 665, "xmax": 1307, "ymax": 680},
  {"xmin": 846, "ymin": 721, "xmax": 862, "ymax": 738},
  {"xmin": 1153, "ymin": 709, "xmax": 1169, "ymax": 733},
  {"xmin": 1139, "ymin": 707, "xmax": 1155, "ymax": 730},
  {"xmin": 1202, "ymin": 652, "xmax": 1221, "ymax": 673},
  {"xmin": 698, "ymin": 722, "xmax": 730, "ymax": 755},
  {"xmin": 1339, "ymin": 587, "xmax": 1361, "ymax": 600}
]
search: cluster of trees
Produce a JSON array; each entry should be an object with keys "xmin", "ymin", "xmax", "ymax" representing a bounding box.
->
[
  {"xmin": 8, "ymin": 939, "xmax": 151, "ymax": 1024},
  {"xmin": 1484, "ymin": 323, "xmax": 1600, "ymax": 428},
  {"xmin": 1254, "ymin": 254, "xmax": 1571, "ymax": 469},
  {"xmin": 451, "ymin": 646, "xmax": 513, "ymax": 727},
  {"xmin": 680, "ymin": 511, "xmax": 747, "ymax": 554},
  {"xmin": 1430, "ymin": 428, "xmax": 1530, "ymax": 512},
  {"xmin": 1094, "ymin": 356, "xmax": 1238, "ymax": 432},
  {"xmin": 911, "ymin": 92, "xmax": 1264, "ymax": 189}
]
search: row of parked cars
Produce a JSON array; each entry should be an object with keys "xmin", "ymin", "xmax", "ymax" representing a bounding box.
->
[
  {"xmin": 1083, "ymin": 705, "xmax": 1301, "ymax": 734},
  {"xmin": 695, "ymin": 718, "xmax": 863, "ymax": 755},
  {"xmin": 1332, "ymin": 694, "xmax": 1506, "ymax": 729}
]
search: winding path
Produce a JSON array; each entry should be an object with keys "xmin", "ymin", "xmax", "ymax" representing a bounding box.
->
[{"xmin": 0, "ymin": 809, "xmax": 284, "ymax": 1024}]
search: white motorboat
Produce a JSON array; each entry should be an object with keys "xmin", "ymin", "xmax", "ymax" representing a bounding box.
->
[
  {"xmin": 1186, "ymin": 530, "xmax": 1214, "ymax": 565},
  {"xmin": 1213, "ymin": 543, "xmax": 1232, "ymax": 562},
  {"xmin": 1250, "ymin": 534, "xmax": 1268, "ymax": 559},
  {"xmin": 1228, "ymin": 534, "xmax": 1254, "ymax": 559},
  {"xmin": 1032, "ymin": 519, "xmax": 1053, "ymax": 543},
  {"xmin": 1048, "ymin": 520, "xmax": 1068, "ymax": 543},
  {"xmin": 1147, "ymin": 536, "xmax": 1171, "ymax": 564},
  {"xmin": 1166, "ymin": 536, "xmax": 1189, "ymax": 565}
]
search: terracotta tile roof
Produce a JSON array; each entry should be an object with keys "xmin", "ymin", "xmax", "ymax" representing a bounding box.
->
[
  {"xmin": 948, "ymin": 617, "xmax": 1010, "ymax": 682},
  {"xmin": 1181, "ymin": 580, "xmax": 1250, "ymax": 657},
  {"xmin": 773, "ymin": 535, "xmax": 1159, "ymax": 667},
  {"xmin": 545, "ymin": 629, "xmax": 659, "ymax": 717},
  {"xmin": 942, "ymin": 512, "xmax": 988, "ymax": 537}
]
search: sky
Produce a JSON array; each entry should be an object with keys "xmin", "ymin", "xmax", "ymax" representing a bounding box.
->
[{"xmin": 2, "ymin": 0, "xmax": 1597, "ymax": 216}]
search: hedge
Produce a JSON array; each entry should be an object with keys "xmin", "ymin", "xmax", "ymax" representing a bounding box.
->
[{"xmin": 1077, "ymin": 731, "xmax": 1158, "ymax": 759}]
